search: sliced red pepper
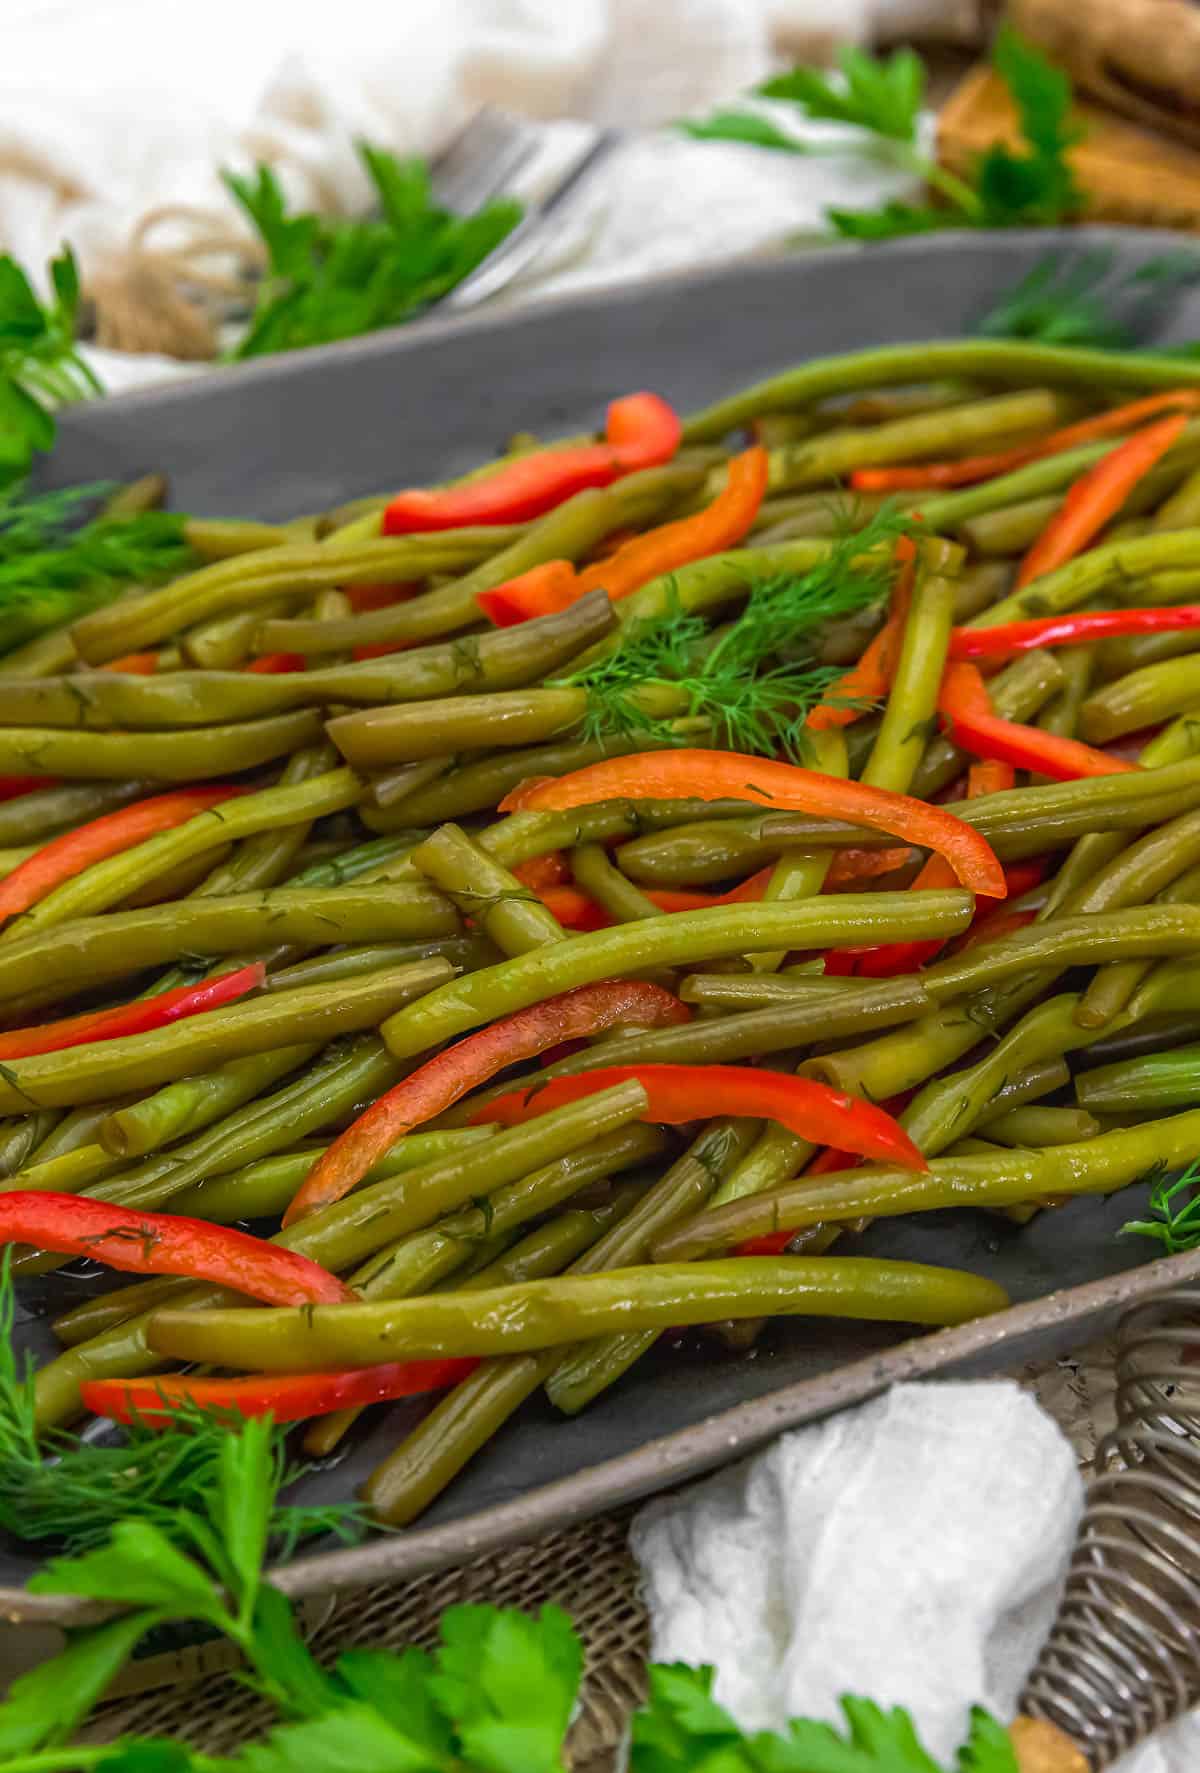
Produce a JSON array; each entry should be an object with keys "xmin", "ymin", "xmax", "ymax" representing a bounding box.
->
[
  {"xmin": 0, "ymin": 963, "xmax": 264, "ymax": 1061},
  {"xmin": 949, "ymin": 605, "xmax": 1200, "ymax": 660},
  {"xmin": 478, "ymin": 445, "xmax": 768, "ymax": 626},
  {"xmin": 850, "ymin": 390, "xmax": 1200, "ymax": 492},
  {"xmin": 101, "ymin": 652, "xmax": 159, "ymax": 675},
  {"xmin": 499, "ymin": 748, "xmax": 1006, "ymax": 898},
  {"xmin": 81, "ymin": 1360, "xmax": 477, "ymax": 1427},
  {"xmin": 536, "ymin": 866, "xmax": 775, "ymax": 930},
  {"xmin": 0, "ymin": 1193, "xmax": 351, "ymax": 1304},
  {"xmin": 1018, "ymin": 413, "xmax": 1189, "ymax": 587},
  {"xmin": 0, "ymin": 777, "xmax": 56, "ymax": 803},
  {"xmin": 382, "ymin": 393, "xmax": 681, "ymax": 534},
  {"xmin": 283, "ymin": 979, "xmax": 690, "ymax": 1225},
  {"xmin": 939, "ymin": 662, "xmax": 1137, "ymax": 782},
  {"xmin": 511, "ymin": 851, "xmax": 571, "ymax": 891},
  {"xmin": 471, "ymin": 1063, "xmax": 929, "ymax": 1171},
  {"xmin": 824, "ymin": 846, "xmax": 918, "ymax": 888},
  {"xmin": 244, "ymin": 652, "xmax": 305, "ymax": 675},
  {"xmin": 966, "ymin": 758, "xmax": 1016, "ymax": 796},
  {"xmin": 735, "ymin": 1228, "xmax": 798, "ymax": 1256},
  {"xmin": 536, "ymin": 885, "xmax": 611, "ymax": 931},
  {"xmin": 0, "ymin": 786, "xmax": 247, "ymax": 923},
  {"xmin": 344, "ymin": 582, "xmax": 419, "ymax": 613},
  {"xmin": 807, "ymin": 536, "xmax": 916, "ymax": 732}
]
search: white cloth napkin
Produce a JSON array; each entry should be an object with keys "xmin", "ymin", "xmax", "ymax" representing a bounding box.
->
[
  {"xmin": 0, "ymin": 0, "xmax": 949, "ymax": 395},
  {"xmin": 630, "ymin": 1380, "xmax": 1199, "ymax": 1771}
]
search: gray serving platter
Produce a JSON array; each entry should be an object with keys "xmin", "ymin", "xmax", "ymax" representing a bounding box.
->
[{"xmin": 11, "ymin": 226, "xmax": 1200, "ymax": 1630}]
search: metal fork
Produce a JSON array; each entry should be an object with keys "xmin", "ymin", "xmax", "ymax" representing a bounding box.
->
[{"xmin": 428, "ymin": 107, "xmax": 619, "ymax": 315}]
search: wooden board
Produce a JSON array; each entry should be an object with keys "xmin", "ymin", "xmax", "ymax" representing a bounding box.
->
[{"xmin": 939, "ymin": 62, "xmax": 1200, "ymax": 231}]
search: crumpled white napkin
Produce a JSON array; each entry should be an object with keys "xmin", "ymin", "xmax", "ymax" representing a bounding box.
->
[
  {"xmin": 0, "ymin": 0, "xmax": 950, "ymax": 395},
  {"xmin": 630, "ymin": 1381, "xmax": 1196, "ymax": 1771}
]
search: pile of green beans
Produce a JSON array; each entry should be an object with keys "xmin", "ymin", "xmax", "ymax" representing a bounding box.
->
[{"xmin": 12, "ymin": 336, "xmax": 1200, "ymax": 1533}]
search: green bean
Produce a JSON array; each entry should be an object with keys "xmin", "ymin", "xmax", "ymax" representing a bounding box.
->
[
  {"xmin": 1, "ymin": 594, "xmax": 615, "ymax": 731},
  {"xmin": 381, "ymin": 897, "xmax": 966, "ymax": 1062},
  {"xmin": 0, "ymin": 1112, "xmax": 59, "ymax": 1177},
  {"xmin": 0, "ymin": 958, "xmax": 452, "ymax": 1114},
  {"xmin": 0, "ymin": 627, "xmax": 82, "ymax": 678},
  {"xmin": 71, "ymin": 532, "xmax": 518, "ymax": 663},
  {"xmin": 1075, "ymin": 840, "xmax": 1200, "ymax": 1028},
  {"xmin": 683, "ymin": 340, "xmax": 1200, "ymax": 443},
  {"xmin": 0, "ymin": 781, "xmax": 148, "ymax": 847},
  {"xmin": 977, "ymin": 1105, "xmax": 1102, "ymax": 1146},
  {"xmin": 861, "ymin": 541, "xmax": 959, "ymax": 793},
  {"xmin": 0, "ymin": 708, "xmax": 324, "ymax": 786},
  {"xmin": 8, "ymin": 769, "xmax": 364, "ymax": 937},
  {"xmin": 971, "ymin": 526, "xmax": 1200, "ymax": 631},
  {"xmin": 1074, "ymin": 1042, "xmax": 1200, "ymax": 1113},
  {"xmin": 99, "ymin": 1045, "xmax": 318, "ymax": 1159},
  {"xmin": 545, "ymin": 1118, "xmax": 760, "ymax": 1413},
  {"xmin": 615, "ymin": 819, "xmax": 796, "ymax": 887},
  {"xmin": 169, "ymin": 1128, "xmax": 500, "ymax": 1226},
  {"xmin": 1095, "ymin": 628, "xmax": 1200, "ymax": 684},
  {"xmin": 907, "ymin": 650, "xmax": 1064, "ymax": 800},
  {"xmin": 347, "ymin": 1125, "xmax": 666, "ymax": 1302},
  {"xmin": 752, "ymin": 391, "xmax": 1079, "ymax": 494},
  {"xmin": 369, "ymin": 760, "xmax": 452, "ymax": 808},
  {"xmin": 615, "ymin": 542, "xmax": 841, "ymax": 630},
  {"xmin": 981, "ymin": 1058, "xmax": 1072, "ymax": 1115},
  {"xmin": 958, "ymin": 496, "xmax": 1060, "ymax": 557},
  {"xmin": 28, "ymin": 1102, "xmax": 127, "ymax": 1166},
  {"xmin": 480, "ymin": 800, "xmax": 780, "ymax": 873},
  {"xmin": 652, "ymin": 1105, "xmax": 1200, "ymax": 1261},
  {"xmin": 411, "ymin": 823, "xmax": 564, "ymax": 956},
  {"xmin": 192, "ymin": 741, "xmax": 341, "ymax": 896},
  {"xmin": 0, "ymin": 882, "xmax": 459, "ymax": 1012},
  {"xmin": 914, "ymin": 907, "xmax": 1200, "ymax": 1007},
  {"xmin": 181, "ymin": 517, "xmax": 289, "ymax": 557},
  {"xmin": 256, "ymin": 466, "xmax": 702, "ymax": 657},
  {"xmin": 1082, "ymin": 656, "xmax": 1200, "ymax": 744},
  {"xmin": 330, "ymin": 688, "xmax": 587, "ymax": 767},
  {"xmin": 1, "ymin": 1144, "xmax": 121, "ymax": 1195},
  {"xmin": 567, "ymin": 842, "xmax": 659, "ymax": 924},
  {"xmin": 145, "ymin": 1255, "xmax": 1009, "ymax": 1372},
  {"xmin": 750, "ymin": 729, "xmax": 848, "ymax": 972},
  {"xmin": 360, "ymin": 735, "xmax": 678, "ymax": 832},
  {"xmin": 264, "ymin": 937, "xmax": 492, "ymax": 996},
  {"xmin": 182, "ymin": 598, "xmax": 297, "ymax": 670},
  {"xmin": 678, "ymin": 973, "xmax": 864, "ymax": 1011}
]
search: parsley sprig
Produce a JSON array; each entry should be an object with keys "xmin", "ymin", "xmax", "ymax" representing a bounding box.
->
[
  {"xmin": 560, "ymin": 502, "xmax": 912, "ymax": 758},
  {"xmin": 224, "ymin": 143, "xmax": 522, "ymax": 360},
  {"xmin": 0, "ymin": 247, "xmax": 101, "ymax": 485},
  {"xmin": 681, "ymin": 28, "xmax": 1085, "ymax": 240}
]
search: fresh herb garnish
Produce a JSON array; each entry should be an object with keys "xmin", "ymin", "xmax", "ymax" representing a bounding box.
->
[
  {"xmin": 0, "ymin": 1392, "xmax": 1021, "ymax": 1771},
  {"xmin": 0, "ymin": 1255, "xmax": 358, "ymax": 1556},
  {"xmin": 0, "ymin": 247, "xmax": 101, "ymax": 485},
  {"xmin": 224, "ymin": 142, "xmax": 522, "ymax": 360},
  {"xmin": 977, "ymin": 249, "xmax": 1200, "ymax": 349},
  {"xmin": 0, "ymin": 483, "xmax": 194, "ymax": 657},
  {"xmin": 681, "ymin": 29, "xmax": 1085, "ymax": 240},
  {"xmin": 1121, "ymin": 1157, "xmax": 1200, "ymax": 1254},
  {"xmin": 562, "ymin": 503, "xmax": 912, "ymax": 757}
]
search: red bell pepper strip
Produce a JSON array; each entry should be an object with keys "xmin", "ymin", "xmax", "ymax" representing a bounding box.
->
[
  {"xmin": 535, "ymin": 866, "xmax": 776, "ymax": 930},
  {"xmin": 477, "ymin": 445, "xmax": 769, "ymax": 626},
  {"xmin": 345, "ymin": 582, "xmax": 418, "ymax": 613},
  {"xmin": 471, "ymin": 1063, "xmax": 929, "ymax": 1171},
  {"xmin": 735, "ymin": 1228, "xmax": 798, "ymax": 1256},
  {"xmin": 101, "ymin": 652, "xmax": 159, "ymax": 674},
  {"xmin": 511, "ymin": 851, "xmax": 572, "ymax": 890},
  {"xmin": 0, "ymin": 777, "xmax": 55, "ymax": 803},
  {"xmin": 244, "ymin": 652, "xmax": 305, "ymax": 675},
  {"xmin": 824, "ymin": 846, "xmax": 918, "ymax": 887},
  {"xmin": 938, "ymin": 661, "xmax": 1137, "ymax": 782},
  {"xmin": 0, "ymin": 786, "xmax": 246, "ymax": 922},
  {"xmin": 81, "ymin": 1360, "xmax": 478, "ymax": 1427},
  {"xmin": 849, "ymin": 390, "xmax": 1200, "ymax": 492},
  {"xmin": 382, "ymin": 393, "xmax": 681, "ymax": 534},
  {"xmin": 949, "ymin": 605, "xmax": 1200, "ymax": 660},
  {"xmin": 0, "ymin": 963, "xmax": 264, "ymax": 1061},
  {"xmin": 806, "ymin": 536, "xmax": 916, "ymax": 732},
  {"xmin": 966, "ymin": 758, "xmax": 1016, "ymax": 796},
  {"xmin": 1018, "ymin": 413, "xmax": 1189, "ymax": 587},
  {"xmin": 283, "ymin": 979, "xmax": 690, "ymax": 1225},
  {"xmin": 499, "ymin": 748, "xmax": 1007, "ymax": 898},
  {"xmin": 0, "ymin": 1193, "xmax": 352, "ymax": 1304}
]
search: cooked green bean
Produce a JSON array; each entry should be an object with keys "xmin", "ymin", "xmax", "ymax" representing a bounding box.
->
[
  {"xmin": 0, "ymin": 709, "xmax": 323, "ymax": 785},
  {"xmin": 0, "ymin": 958, "xmax": 452, "ymax": 1114},
  {"xmin": 750, "ymin": 728, "xmax": 848, "ymax": 972},
  {"xmin": 652, "ymin": 1107, "xmax": 1200, "ymax": 1261},
  {"xmin": 99, "ymin": 1045, "xmax": 319, "ymax": 1159},
  {"xmin": 380, "ymin": 896, "xmax": 968, "ymax": 1061},
  {"xmin": 861, "ymin": 541, "xmax": 959, "ymax": 793},
  {"xmin": 975, "ymin": 1106, "xmax": 1102, "ymax": 1146},
  {"xmin": 1075, "ymin": 1043, "xmax": 1200, "ymax": 1112},
  {"xmin": 145, "ymin": 1256, "xmax": 1009, "ymax": 1371},
  {"xmin": 8, "ymin": 768, "xmax": 364, "ymax": 937},
  {"xmin": 683, "ymin": 340, "xmax": 1200, "ymax": 442},
  {"xmin": 958, "ymin": 495, "xmax": 1060, "ymax": 556},
  {"xmin": 411, "ymin": 823, "xmax": 564, "ymax": 955},
  {"xmin": 330, "ymin": 688, "xmax": 589, "ymax": 767},
  {"xmin": 191, "ymin": 740, "xmax": 340, "ymax": 895},
  {"xmin": 570, "ymin": 841, "xmax": 662, "ymax": 923},
  {"xmin": 1081, "ymin": 656, "xmax": 1200, "ymax": 744},
  {"xmin": 256, "ymin": 466, "xmax": 703, "ymax": 657},
  {"xmin": 0, "ymin": 780, "xmax": 148, "ymax": 847}
]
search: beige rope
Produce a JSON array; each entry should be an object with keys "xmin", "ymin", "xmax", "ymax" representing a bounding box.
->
[{"xmin": 85, "ymin": 204, "xmax": 267, "ymax": 361}]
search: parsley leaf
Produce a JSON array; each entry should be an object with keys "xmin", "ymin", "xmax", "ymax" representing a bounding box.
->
[
  {"xmin": 225, "ymin": 144, "xmax": 522, "ymax": 360},
  {"xmin": 760, "ymin": 47, "xmax": 925, "ymax": 143},
  {"xmin": 0, "ymin": 246, "xmax": 101, "ymax": 483},
  {"xmin": 430, "ymin": 1603, "xmax": 581, "ymax": 1773},
  {"xmin": 975, "ymin": 27, "xmax": 1085, "ymax": 227},
  {"xmin": 678, "ymin": 111, "xmax": 808, "ymax": 153},
  {"xmin": 958, "ymin": 1706, "xmax": 1020, "ymax": 1771}
]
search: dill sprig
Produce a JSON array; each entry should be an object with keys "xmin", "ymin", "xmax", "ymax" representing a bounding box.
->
[
  {"xmin": 0, "ymin": 482, "xmax": 195, "ymax": 657},
  {"xmin": 1121, "ymin": 1158, "xmax": 1200, "ymax": 1255},
  {"xmin": 0, "ymin": 1257, "xmax": 362, "ymax": 1556},
  {"xmin": 561, "ymin": 502, "xmax": 913, "ymax": 760}
]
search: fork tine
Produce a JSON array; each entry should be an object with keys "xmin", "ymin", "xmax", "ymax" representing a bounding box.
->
[{"xmin": 430, "ymin": 107, "xmax": 535, "ymax": 214}]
